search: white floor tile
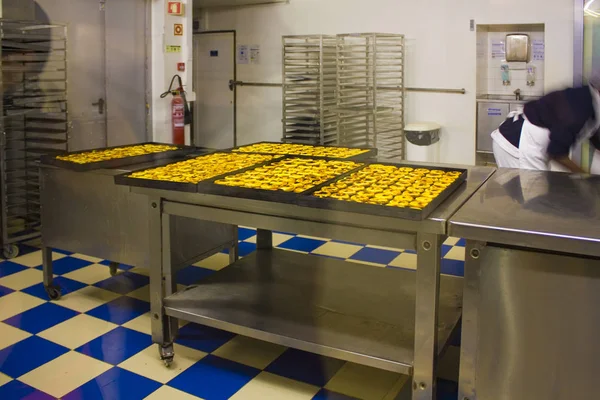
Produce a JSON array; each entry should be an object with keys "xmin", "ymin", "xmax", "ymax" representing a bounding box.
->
[
  {"xmin": 63, "ymin": 264, "xmax": 113, "ymax": 284},
  {"xmin": 296, "ymin": 234, "xmax": 330, "ymax": 241},
  {"xmin": 10, "ymin": 250, "xmax": 66, "ymax": 268},
  {"xmin": 0, "ymin": 322, "xmax": 32, "ymax": 350},
  {"xmin": 444, "ymin": 246, "xmax": 466, "ymax": 261},
  {"xmin": 129, "ymin": 267, "xmax": 150, "ymax": 277},
  {"xmin": 312, "ymin": 242, "xmax": 362, "ymax": 259},
  {"xmin": 247, "ymin": 233, "xmax": 296, "ymax": 247},
  {"xmin": 19, "ymin": 351, "xmax": 111, "ymax": 398},
  {"xmin": 37, "ymin": 314, "xmax": 118, "ymax": 350},
  {"xmin": 346, "ymin": 259, "xmax": 386, "ymax": 268},
  {"xmin": 193, "ymin": 253, "xmax": 230, "ymax": 271},
  {"xmin": 230, "ymin": 372, "xmax": 319, "ymax": 400},
  {"xmin": 325, "ymin": 363, "xmax": 404, "ymax": 400},
  {"xmin": 119, "ymin": 344, "xmax": 206, "ymax": 384},
  {"xmin": 58, "ymin": 286, "xmax": 120, "ymax": 313},
  {"xmin": 70, "ymin": 253, "xmax": 104, "ymax": 263},
  {"xmin": 388, "ymin": 253, "xmax": 417, "ymax": 270},
  {"xmin": 365, "ymin": 244, "xmax": 404, "ymax": 252},
  {"xmin": 212, "ymin": 336, "xmax": 286, "ymax": 370},
  {"xmin": 145, "ymin": 385, "xmax": 205, "ymax": 400},
  {"xmin": 0, "ymin": 372, "xmax": 11, "ymax": 387},
  {"xmin": 0, "ymin": 292, "xmax": 45, "ymax": 321},
  {"xmin": 122, "ymin": 313, "xmax": 152, "ymax": 335},
  {"xmin": 127, "ymin": 285, "xmax": 150, "ymax": 302},
  {"xmin": 0, "ymin": 269, "xmax": 44, "ymax": 290},
  {"xmin": 444, "ymin": 237, "xmax": 460, "ymax": 246}
]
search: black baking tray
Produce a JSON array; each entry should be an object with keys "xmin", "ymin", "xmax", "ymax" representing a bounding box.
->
[
  {"xmin": 227, "ymin": 141, "xmax": 378, "ymax": 161},
  {"xmin": 194, "ymin": 156, "xmax": 366, "ymax": 204},
  {"xmin": 114, "ymin": 152, "xmax": 285, "ymax": 193},
  {"xmin": 41, "ymin": 142, "xmax": 197, "ymax": 172},
  {"xmin": 296, "ymin": 162, "xmax": 469, "ymax": 220}
]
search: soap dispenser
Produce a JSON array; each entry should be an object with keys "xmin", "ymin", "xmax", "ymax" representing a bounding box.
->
[
  {"xmin": 527, "ymin": 65, "xmax": 536, "ymax": 86},
  {"xmin": 501, "ymin": 64, "xmax": 511, "ymax": 86}
]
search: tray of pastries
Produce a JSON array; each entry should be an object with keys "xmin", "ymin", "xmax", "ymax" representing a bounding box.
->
[
  {"xmin": 42, "ymin": 142, "xmax": 195, "ymax": 172},
  {"xmin": 197, "ymin": 157, "xmax": 363, "ymax": 202},
  {"xmin": 115, "ymin": 152, "xmax": 280, "ymax": 192},
  {"xmin": 230, "ymin": 142, "xmax": 377, "ymax": 160},
  {"xmin": 298, "ymin": 163, "xmax": 468, "ymax": 220}
]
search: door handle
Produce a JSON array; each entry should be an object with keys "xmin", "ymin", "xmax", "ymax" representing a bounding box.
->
[{"xmin": 92, "ymin": 98, "xmax": 105, "ymax": 114}]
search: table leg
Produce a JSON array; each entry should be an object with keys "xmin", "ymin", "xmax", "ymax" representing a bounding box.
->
[
  {"xmin": 229, "ymin": 226, "xmax": 239, "ymax": 264},
  {"xmin": 42, "ymin": 244, "xmax": 60, "ymax": 300},
  {"xmin": 257, "ymin": 228, "xmax": 273, "ymax": 250},
  {"xmin": 459, "ymin": 240, "xmax": 485, "ymax": 400},
  {"xmin": 413, "ymin": 232, "xmax": 442, "ymax": 400}
]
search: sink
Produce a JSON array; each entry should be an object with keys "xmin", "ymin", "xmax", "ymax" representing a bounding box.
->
[{"xmin": 477, "ymin": 94, "xmax": 541, "ymax": 104}]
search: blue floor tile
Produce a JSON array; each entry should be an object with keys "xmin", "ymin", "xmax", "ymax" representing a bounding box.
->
[
  {"xmin": 86, "ymin": 296, "xmax": 149, "ymax": 325},
  {"xmin": 265, "ymin": 348, "xmax": 345, "ymax": 387},
  {"xmin": 76, "ymin": 327, "xmax": 152, "ymax": 365},
  {"xmin": 168, "ymin": 355, "xmax": 260, "ymax": 400},
  {"xmin": 52, "ymin": 248, "xmax": 73, "ymax": 255},
  {"xmin": 63, "ymin": 367, "xmax": 161, "ymax": 400},
  {"xmin": 98, "ymin": 260, "xmax": 135, "ymax": 271},
  {"xmin": 94, "ymin": 271, "xmax": 149, "ymax": 295},
  {"xmin": 349, "ymin": 247, "xmax": 400, "ymax": 265},
  {"xmin": 278, "ymin": 237, "xmax": 328, "ymax": 253},
  {"xmin": 177, "ymin": 266, "xmax": 215, "ymax": 286},
  {"xmin": 456, "ymin": 238, "xmax": 466, "ymax": 247},
  {"xmin": 0, "ymin": 261, "xmax": 27, "ymax": 278},
  {"xmin": 0, "ymin": 284, "xmax": 14, "ymax": 297},
  {"xmin": 441, "ymin": 259, "xmax": 465, "ymax": 277},
  {"xmin": 441, "ymin": 245, "xmax": 453, "ymax": 258},
  {"xmin": 35, "ymin": 257, "xmax": 92, "ymax": 275},
  {"xmin": 313, "ymin": 389, "xmax": 359, "ymax": 400},
  {"xmin": 222, "ymin": 241, "xmax": 256, "ymax": 257},
  {"xmin": 237, "ymin": 227, "xmax": 257, "ymax": 241},
  {"xmin": 3, "ymin": 302, "xmax": 79, "ymax": 334},
  {"xmin": 404, "ymin": 249, "xmax": 416, "ymax": 254},
  {"xmin": 0, "ymin": 380, "xmax": 54, "ymax": 400},
  {"xmin": 437, "ymin": 378, "xmax": 459, "ymax": 400},
  {"xmin": 175, "ymin": 323, "xmax": 236, "ymax": 353},
  {"xmin": 22, "ymin": 276, "xmax": 87, "ymax": 300},
  {"xmin": 0, "ymin": 336, "xmax": 68, "ymax": 378}
]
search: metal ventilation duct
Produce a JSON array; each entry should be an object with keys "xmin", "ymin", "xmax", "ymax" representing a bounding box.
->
[{"xmin": 194, "ymin": 0, "xmax": 287, "ymax": 8}]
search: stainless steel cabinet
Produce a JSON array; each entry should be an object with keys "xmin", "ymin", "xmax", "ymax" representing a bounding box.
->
[{"xmin": 477, "ymin": 102, "xmax": 509, "ymax": 152}]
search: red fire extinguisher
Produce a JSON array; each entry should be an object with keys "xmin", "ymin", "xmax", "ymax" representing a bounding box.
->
[{"xmin": 161, "ymin": 75, "xmax": 192, "ymax": 145}]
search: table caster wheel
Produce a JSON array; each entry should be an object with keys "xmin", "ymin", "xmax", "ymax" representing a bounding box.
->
[
  {"xmin": 109, "ymin": 262, "xmax": 119, "ymax": 276},
  {"xmin": 3, "ymin": 244, "xmax": 19, "ymax": 259},
  {"xmin": 159, "ymin": 344, "xmax": 175, "ymax": 368},
  {"xmin": 45, "ymin": 285, "xmax": 62, "ymax": 300}
]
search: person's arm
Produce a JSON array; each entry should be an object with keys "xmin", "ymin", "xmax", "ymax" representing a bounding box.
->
[
  {"xmin": 547, "ymin": 124, "xmax": 586, "ymax": 173},
  {"xmin": 552, "ymin": 155, "xmax": 585, "ymax": 173}
]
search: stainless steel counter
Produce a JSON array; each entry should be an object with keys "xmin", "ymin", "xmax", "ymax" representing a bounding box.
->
[
  {"xmin": 449, "ymin": 168, "xmax": 600, "ymax": 400},
  {"xmin": 129, "ymin": 163, "xmax": 495, "ymax": 400}
]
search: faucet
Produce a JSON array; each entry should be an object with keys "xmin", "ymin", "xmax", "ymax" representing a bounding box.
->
[{"xmin": 514, "ymin": 88, "xmax": 522, "ymax": 101}]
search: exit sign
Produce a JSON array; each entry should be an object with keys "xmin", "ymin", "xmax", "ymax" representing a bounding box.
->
[{"xmin": 167, "ymin": 2, "xmax": 184, "ymax": 16}]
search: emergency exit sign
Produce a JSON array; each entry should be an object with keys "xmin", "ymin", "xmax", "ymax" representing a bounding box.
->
[{"xmin": 167, "ymin": 2, "xmax": 184, "ymax": 16}]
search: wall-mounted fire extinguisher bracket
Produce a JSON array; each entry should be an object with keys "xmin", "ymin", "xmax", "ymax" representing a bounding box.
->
[{"xmin": 161, "ymin": 75, "xmax": 192, "ymax": 145}]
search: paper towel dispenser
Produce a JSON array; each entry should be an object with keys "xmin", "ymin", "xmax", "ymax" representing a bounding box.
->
[
  {"xmin": 506, "ymin": 34, "xmax": 530, "ymax": 62},
  {"xmin": 405, "ymin": 122, "xmax": 441, "ymax": 146}
]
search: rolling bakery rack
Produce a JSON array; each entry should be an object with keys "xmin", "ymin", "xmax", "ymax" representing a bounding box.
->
[
  {"xmin": 113, "ymin": 144, "xmax": 495, "ymax": 400},
  {"xmin": 0, "ymin": 20, "xmax": 68, "ymax": 258}
]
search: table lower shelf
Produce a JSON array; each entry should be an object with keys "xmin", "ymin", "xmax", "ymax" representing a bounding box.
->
[{"xmin": 164, "ymin": 248, "xmax": 463, "ymax": 375}]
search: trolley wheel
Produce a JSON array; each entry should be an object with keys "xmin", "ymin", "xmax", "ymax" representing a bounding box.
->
[
  {"xmin": 159, "ymin": 344, "xmax": 175, "ymax": 368},
  {"xmin": 2, "ymin": 244, "xmax": 19, "ymax": 259},
  {"xmin": 45, "ymin": 285, "xmax": 62, "ymax": 300},
  {"xmin": 109, "ymin": 262, "xmax": 119, "ymax": 276}
]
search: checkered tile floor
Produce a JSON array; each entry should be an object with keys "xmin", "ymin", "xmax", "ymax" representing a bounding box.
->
[{"xmin": 0, "ymin": 229, "xmax": 465, "ymax": 399}]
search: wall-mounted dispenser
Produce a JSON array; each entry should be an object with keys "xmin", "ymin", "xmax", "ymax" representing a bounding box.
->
[
  {"xmin": 506, "ymin": 34, "xmax": 530, "ymax": 62},
  {"xmin": 501, "ymin": 64, "xmax": 511, "ymax": 86},
  {"xmin": 527, "ymin": 65, "xmax": 536, "ymax": 86}
]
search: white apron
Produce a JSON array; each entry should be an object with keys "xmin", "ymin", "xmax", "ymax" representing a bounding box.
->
[{"xmin": 491, "ymin": 110, "xmax": 522, "ymax": 169}]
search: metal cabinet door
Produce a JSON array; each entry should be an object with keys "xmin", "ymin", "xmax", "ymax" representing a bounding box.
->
[{"xmin": 477, "ymin": 102, "xmax": 509, "ymax": 153}]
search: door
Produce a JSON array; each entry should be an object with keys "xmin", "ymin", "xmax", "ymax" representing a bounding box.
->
[
  {"xmin": 34, "ymin": 0, "xmax": 147, "ymax": 151},
  {"xmin": 193, "ymin": 32, "xmax": 235, "ymax": 149},
  {"xmin": 477, "ymin": 102, "xmax": 509, "ymax": 152}
]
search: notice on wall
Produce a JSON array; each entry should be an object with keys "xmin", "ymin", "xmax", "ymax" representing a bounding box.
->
[
  {"xmin": 165, "ymin": 45, "xmax": 182, "ymax": 53},
  {"xmin": 237, "ymin": 45, "xmax": 249, "ymax": 64},
  {"xmin": 532, "ymin": 40, "xmax": 545, "ymax": 61},
  {"xmin": 487, "ymin": 107, "xmax": 503, "ymax": 117},
  {"xmin": 250, "ymin": 45, "xmax": 260, "ymax": 65},
  {"xmin": 491, "ymin": 40, "xmax": 505, "ymax": 59}
]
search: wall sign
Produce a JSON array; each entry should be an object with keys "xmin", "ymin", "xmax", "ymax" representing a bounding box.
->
[
  {"xmin": 491, "ymin": 40, "xmax": 505, "ymax": 59},
  {"xmin": 177, "ymin": 63, "xmax": 185, "ymax": 72},
  {"xmin": 237, "ymin": 44, "xmax": 249, "ymax": 64},
  {"xmin": 174, "ymin": 24, "xmax": 183, "ymax": 36},
  {"xmin": 250, "ymin": 45, "xmax": 260, "ymax": 65},
  {"xmin": 165, "ymin": 45, "xmax": 182, "ymax": 53},
  {"xmin": 487, "ymin": 107, "xmax": 502, "ymax": 116},
  {"xmin": 532, "ymin": 40, "xmax": 545, "ymax": 61},
  {"xmin": 167, "ymin": 1, "xmax": 184, "ymax": 16}
]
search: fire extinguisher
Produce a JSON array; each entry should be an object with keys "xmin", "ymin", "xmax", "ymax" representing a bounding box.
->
[{"xmin": 161, "ymin": 75, "xmax": 192, "ymax": 145}]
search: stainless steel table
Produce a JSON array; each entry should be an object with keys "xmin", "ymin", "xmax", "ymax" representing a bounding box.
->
[
  {"xmin": 129, "ymin": 164, "xmax": 495, "ymax": 400},
  {"xmin": 450, "ymin": 169, "xmax": 600, "ymax": 400},
  {"xmin": 39, "ymin": 161, "xmax": 238, "ymax": 299}
]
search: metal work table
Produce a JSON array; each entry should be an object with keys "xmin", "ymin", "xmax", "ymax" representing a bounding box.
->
[
  {"xmin": 130, "ymin": 164, "xmax": 495, "ymax": 400},
  {"xmin": 39, "ymin": 160, "xmax": 238, "ymax": 299},
  {"xmin": 450, "ymin": 169, "xmax": 600, "ymax": 400}
]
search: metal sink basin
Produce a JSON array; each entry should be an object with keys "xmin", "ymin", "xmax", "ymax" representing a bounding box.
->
[{"xmin": 477, "ymin": 94, "xmax": 541, "ymax": 104}]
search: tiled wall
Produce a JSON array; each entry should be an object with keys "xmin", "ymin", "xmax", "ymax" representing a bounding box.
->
[{"xmin": 477, "ymin": 29, "xmax": 545, "ymax": 97}]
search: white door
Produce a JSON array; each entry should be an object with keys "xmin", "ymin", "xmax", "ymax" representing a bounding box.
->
[
  {"xmin": 193, "ymin": 32, "xmax": 235, "ymax": 149},
  {"xmin": 34, "ymin": 0, "xmax": 147, "ymax": 151}
]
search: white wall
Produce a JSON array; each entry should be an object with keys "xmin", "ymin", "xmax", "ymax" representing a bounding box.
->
[{"xmin": 206, "ymin": 0, "xmax": 575, "ymax": 165}]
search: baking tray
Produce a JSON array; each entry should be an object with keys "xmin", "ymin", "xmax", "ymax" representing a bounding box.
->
[
  {"xmin": 228, "ymin": 141, "xmax": 378, "ymax": 161},
  {"xmin": 41, "ymin": 142, "xmax": 197, "ymax": 172},
  {"xmin": 195, "ymin": 156, "xmax": 365, "ymax": 204},
  {"xmin": 296, "ymin": 162, "xmax": 469, "ymax": 220},
  {"xmin": 114, "ymin": 152, "xmax": 284, "ymax": 193}
]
